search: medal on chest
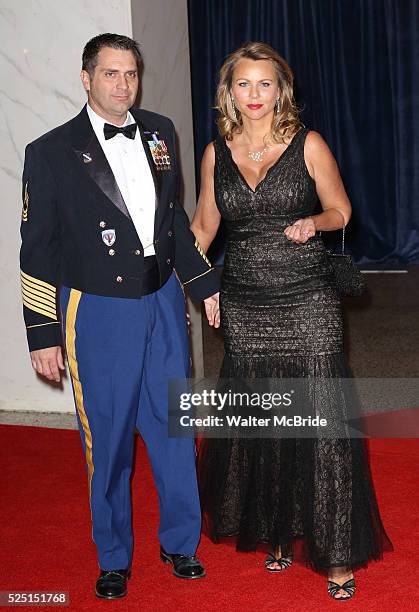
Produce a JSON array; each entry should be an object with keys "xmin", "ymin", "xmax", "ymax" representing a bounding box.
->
[{"xmin": 147, "ymin": 133, "xmax": 171, "ymax": 171}]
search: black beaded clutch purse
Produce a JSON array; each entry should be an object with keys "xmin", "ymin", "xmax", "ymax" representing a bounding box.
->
[{"xmin": 325, "ymin": 226, "xmax": 366, "ymax": 297}]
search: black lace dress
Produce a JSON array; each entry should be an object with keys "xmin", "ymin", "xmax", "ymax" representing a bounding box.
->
[{"xmin": 197, "ymin": 128, "xmax": 392, "ymax": 573}]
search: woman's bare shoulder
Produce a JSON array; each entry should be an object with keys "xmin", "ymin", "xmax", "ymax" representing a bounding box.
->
[
  {"xmin": 305, "ymin": 130, "xmax": 329, "ymax": 148},
  {"xmin": 201, "ymin": 141, "xmax": 216, "ymax": 172},
  {"xmin": 304, "ymin": 130, "xmax": 335, "ymax": 162},
  {"xmin": 203, "ymin": 141, "xmax": 216, "ymax": 157}
]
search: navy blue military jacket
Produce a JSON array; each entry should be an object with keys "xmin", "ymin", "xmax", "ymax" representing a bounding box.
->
[{"xmin": 20, "ymin": 106, "xmax": 219, "ymax": 351}]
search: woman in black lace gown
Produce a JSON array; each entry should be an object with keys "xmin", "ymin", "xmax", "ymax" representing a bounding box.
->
[{"xmin": 191, "ymin": 42, "xmax": 392, "ymax": 600}]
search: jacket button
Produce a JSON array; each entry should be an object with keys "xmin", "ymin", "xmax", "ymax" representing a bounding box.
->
[
  {"xmin": 168, "ymin": 230, "xmax": 173, "ymax": 237},
  {"xmin": 134, "ymin": 249, "xmax": 141, "ymax": 255},
  {"xmin": 166, "ymin": 258, "xmax": 171, "ymax": 264},
  {"xmin": 99, "ymin": 221, "xmax": 106, "ymax": 228},
  {"xmin": 169, "ymin": 202, "xmax": 174, "ymax": 208},
  {"xmin": 108, "ymin": 249, "xmax": 115, "ymax": 256},
  {"xmin": 116, "ymin": 276, "xmax": 123, "ymax": 283}
]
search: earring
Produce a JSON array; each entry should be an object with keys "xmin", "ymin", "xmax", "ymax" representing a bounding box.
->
[
  {"xmin": 275, "ymin": 97, "xmax": 280, "ymax": 115},
  {"xmin": 230, "ymin": 95, "xmax": 238, "ymax": 122}
]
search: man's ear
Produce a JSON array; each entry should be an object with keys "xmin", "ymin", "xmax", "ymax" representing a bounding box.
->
[{"xmin": 80, "ymin": 70, "xmax": 90, "ymax": 93}]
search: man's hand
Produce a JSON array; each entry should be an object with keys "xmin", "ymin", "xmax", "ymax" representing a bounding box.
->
[
  {"xmin": 204, "ymin": 292, "xmax": 220, "ymax": 328},
  {"xmin": 30, "ymin": 346, "xmax": 65, "ymax": 382}
]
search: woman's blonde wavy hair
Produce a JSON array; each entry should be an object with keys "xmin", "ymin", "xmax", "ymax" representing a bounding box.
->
[{"xmin": 216, "ymin": 42, "xmax": 302, "ymax": 143}]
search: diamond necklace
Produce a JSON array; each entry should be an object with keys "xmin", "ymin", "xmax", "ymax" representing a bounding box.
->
[{"xmin": 248, "ymin": 142, "xmax": 270, "ymax": 162}]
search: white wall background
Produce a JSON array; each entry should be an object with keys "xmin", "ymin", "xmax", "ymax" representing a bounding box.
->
[{"xmin": 0, "ymin": 0, "xmax": 133, "ymax": 412}]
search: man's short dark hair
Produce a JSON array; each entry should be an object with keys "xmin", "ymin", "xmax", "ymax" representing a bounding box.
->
[{"xmin": 82, "ymin": 33, "xmax": 142, "ymax": 76}]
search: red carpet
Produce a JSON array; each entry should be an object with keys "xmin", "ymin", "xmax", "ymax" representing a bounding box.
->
[{"xmin": 0, "ymin": 424, "xmax": 417, "ymax": 611}]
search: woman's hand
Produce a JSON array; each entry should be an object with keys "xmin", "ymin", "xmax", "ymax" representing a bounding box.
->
[
  {"xmin": 204, "ymin": 292, "xmax": 220, "ymax": 328},
  {"xmin": 284, "ymin": 217, "xmax": 316, "ymax": 244}
]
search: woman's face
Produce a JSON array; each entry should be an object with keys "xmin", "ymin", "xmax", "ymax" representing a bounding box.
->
[{"xmin": 231, "ymin": 58, "xmax": 279, "ymax": 122}]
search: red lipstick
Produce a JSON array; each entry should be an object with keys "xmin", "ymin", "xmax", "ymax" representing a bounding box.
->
[{"xmin": 247, "ymin": 104, "xmax": 263, "ymax": 109}]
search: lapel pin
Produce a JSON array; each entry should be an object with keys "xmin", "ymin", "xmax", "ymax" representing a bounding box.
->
[
  {"xmin": 102, "ymin": 229, "xmax": 116, "ymax": 246},
  {"xmin": 82, "ymin": 152, "xmax": 92, "ymax": 164}
]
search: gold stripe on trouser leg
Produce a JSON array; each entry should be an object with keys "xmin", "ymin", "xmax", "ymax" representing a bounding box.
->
[{"xmin": 65, "ymin": 289, "xmax": 94, "ymax": 499}]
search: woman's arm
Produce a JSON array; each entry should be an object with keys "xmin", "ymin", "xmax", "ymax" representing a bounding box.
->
[
  {"xmin": 285, "ymin": 131, "xmax": 352, "ymax": 244},
  {"xmin": 190, "ymin": 143, "xmax": 221, "ymax": 253}
]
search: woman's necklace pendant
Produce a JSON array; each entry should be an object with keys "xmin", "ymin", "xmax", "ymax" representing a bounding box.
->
[{"xmin": 248, "ymin": 147, "xmax": 268, "ymax": 162}]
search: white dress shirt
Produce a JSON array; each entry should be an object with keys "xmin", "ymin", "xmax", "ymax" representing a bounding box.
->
[{"xmin": 87, "ymin": 104, "xmax": 156, "ymax": 256}]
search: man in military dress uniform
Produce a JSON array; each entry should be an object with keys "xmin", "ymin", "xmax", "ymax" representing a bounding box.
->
[{"xmin": 20, "ymin": 33, "xmax": 220, "ymax": 599}]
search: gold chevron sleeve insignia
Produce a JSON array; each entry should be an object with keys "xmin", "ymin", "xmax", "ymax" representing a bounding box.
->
[
  {"xmin": 194, "ymin": 239, "xmax": 211, "ymax": 267},
  {"xmin": 20, "ymin": 270, "xmax": 57, "ymax": 320},
  {"xmin": 22, "ymin": 182, "xmax": 29, "ymax": 222}
]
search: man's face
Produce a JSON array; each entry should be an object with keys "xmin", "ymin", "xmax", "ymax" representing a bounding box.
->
[{"xmin": 81, "ymin": 47, "xmax": 139, "ymax": 125}]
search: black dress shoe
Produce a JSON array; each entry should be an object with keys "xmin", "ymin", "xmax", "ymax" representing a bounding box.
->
[
  {"xmin": 95, "ymin": 569, "xmax": 130, "ymax": 599},
  {"xmin": 160, "ymin": 546, "xmax": 206, "ymax": 579}
]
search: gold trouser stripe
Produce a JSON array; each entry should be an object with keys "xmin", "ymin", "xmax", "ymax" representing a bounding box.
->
[
  {"xmin": 21, "ymin": 275, "xmax": 56, "ymax": 301},
  {"xmin": 173, "ymin": 268, "xmax": 186, "ymax": 298},
  {"xmin": 21, "ymin": 270, "xmax": 56, "ymax": 295},
  {"xmin": 182, "ymin": 267, "xmax": 214, "ymax": 285},
  {"xmin": 22, "ymin": 285, "xmax": 56, "ymax": 311},
  {"xmin": 65, "ymin": 289, "xmax": 94, "ymax": 499},
  {"xmin": 27, "ymin": 321, "xmax": 61, "ymax": 329},
  {"xmin": 22, "ymin": 294, "xmax": 57, "ymax": 320}
]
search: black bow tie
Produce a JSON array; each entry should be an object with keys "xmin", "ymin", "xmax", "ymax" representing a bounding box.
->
[{"xmin": 103, "ymin": 123, "xmax": 137, "ymax": 140}]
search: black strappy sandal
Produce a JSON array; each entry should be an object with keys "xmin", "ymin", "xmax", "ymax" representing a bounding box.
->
[
  {"xmin": 264, "ymin": 551, "xmax": 293, "ymax": 572},
  {"xmin": 327, "ymin": 577, "xmax": 356, "ymax": 600}
]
